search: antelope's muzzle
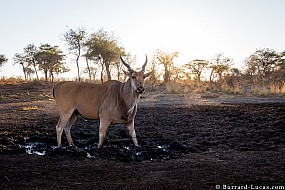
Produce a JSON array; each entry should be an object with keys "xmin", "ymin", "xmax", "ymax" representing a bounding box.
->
[{"xmin": 136, "ymin": 86, "xmax": 145, "ymax": 94}]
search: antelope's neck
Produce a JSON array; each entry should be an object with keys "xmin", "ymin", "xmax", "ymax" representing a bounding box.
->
[{"xmin": 120, "ymin": 79, "xmax": 140, "ymax": 112}]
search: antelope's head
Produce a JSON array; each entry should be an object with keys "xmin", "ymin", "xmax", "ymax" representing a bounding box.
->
[{"xmin": 120, "ymin": 55, "xmax": 151, "ymax": 94}]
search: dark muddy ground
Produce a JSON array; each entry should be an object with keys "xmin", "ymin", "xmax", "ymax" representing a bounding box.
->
[{"xmin": 0, "ymin": 82, "xmax": 285, "ymax": 190}]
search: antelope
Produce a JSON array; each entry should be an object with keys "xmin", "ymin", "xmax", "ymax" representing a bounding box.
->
[{"xmin": 53, "ymin": 55, "xmax": 151, "ymax": 148}]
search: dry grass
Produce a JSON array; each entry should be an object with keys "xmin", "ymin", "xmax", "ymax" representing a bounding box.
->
[
  {"xmin": 250, "ymin": 84, "xmax": 285, "ymax": 96},
  {"xmin": 1, "ymin": 77, "xmax": 284, "ymax": 97},
  {"xmin": 0, "ymin": 77, "xmax": 25, "ymax": 85},
  {"xmin": 164, "ymin": 81, "xmax": 285, "ymax": 97}
]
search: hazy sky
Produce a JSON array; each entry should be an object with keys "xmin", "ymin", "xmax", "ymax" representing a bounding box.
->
[{"xmin": 1, "ymin": 0, "xmax": 285, "ymax": 78}]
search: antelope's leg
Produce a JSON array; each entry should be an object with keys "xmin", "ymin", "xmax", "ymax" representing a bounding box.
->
[
  {"xmin": 56, "ymin": 115, "xmax": 71, "ymax": 148},
  {"xmin": 56, "ymin": 113, "xmax": 73, "ymax": 148},
  {"xmin": 126, "ymin": 120, "xmax": 138, "ymax": 147},
  {"xmin": 56, "ymin": 118, "xmax": 64, "ymax": 148},
  {"xmin": 98, "ymin": 118, "xmax": 111, "ymax": 148},
  {"xmin": 64, "ymin": 113, "xmax": 77, "ymax": 147}
]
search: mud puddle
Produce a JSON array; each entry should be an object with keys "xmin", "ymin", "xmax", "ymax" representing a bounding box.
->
[
  {"xmin": 43, "ymin": 139, "xmax": 188, "ymax": 162},
  {"xmin": 2, "ymin": 138, "xmax": 190, "ymax": 162}
]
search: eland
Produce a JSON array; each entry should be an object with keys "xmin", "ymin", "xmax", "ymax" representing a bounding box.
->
[{"xmin": 53, "ymin": 55, "xmax": 151, "ymax": 148}]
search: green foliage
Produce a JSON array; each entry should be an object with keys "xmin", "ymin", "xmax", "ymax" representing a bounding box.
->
[
  {"xmin": 84, "ymin": 28, "xmax": 125, "ymax": 81},
  {"xmin": 245, "ymin": 48, "xmax": 285, "ymax": 90},
  {"xmin": 184, "ymin": 59, "xmax": 209, "ymax": 82},
  {"xmin": 23, "ymin": 44, "xmax": 39, "ymax": 80},
  {"xmin": 13, "ymin": 45, "xmax": 39, "ymax": 80},
  {"xmin": 245, "ymin": 48, "xmax": 281, "ymax": 77},
  {"xmin": 36, "ymin": 44, "xmax": 68, "ymax": 82},
  {"xmin": 5, "ymin": 25, "xmax": 285, "ymax": 96},
  {"xmin": 13, "ymin": 53, "xmax": 28, "ymax": 80},
  {"xmin": 62, "ymin": 27, "xmax": 87, "ymax": 81},
  {"xmin": 13, "ymin": 43, "xmax": 68, "ymax": 81},
  {"xmin": 63, "ymin": 27, "xmax": 87, "ymax": 53},
  {"xmin": 209, "ymin": 53, "xmax": 232, "ymax": 83}
]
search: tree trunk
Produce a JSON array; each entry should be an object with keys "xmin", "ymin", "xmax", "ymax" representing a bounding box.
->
[
  {"xmin": 164, "ymin": 70, "xmax": 169, "ymax": 84},
  {"xmin": 197, "ymin": 73, "xmax": 201, "ymax": 83},
  {"xmin": 105, "ymin": 61, "xmax": 112, "ymax": 80},
  {"xmin": 163, "ymin": 64, "xmax": 170, "ymax": 84},
  {"xmin": 209, "ymin": 69, "xmax": 214, "ymax": 84},
  {"xmin": 85, "ymin": 57, "xmax": 92, "ymax": 82},
  {"xmin": 50, "ymin": 71, "xmax": 54, "ymax": 82},
  {"xmin": 44, "ymin": 69, "xmax": 48, "ymax": 81},
  {"xmin": 100, "ymin": 70, "xmax": 104, "ymax": 83},
  {"xmin": 76, "ymin": 55, "xmax": 80, "ymax": 82},
  {"xmin": 100, "ymin": 63, "xmax": 104, "ymax": 83},
  {"xmin": 44, "ymin": 62, "xmax": 48, "ymax": 81},
  {"xmin": 33, "ymin": 61, "xmax": 39, "ymax": 80},
  {"xmin": 20, "ymin": 63, "xmax": 27, "ymax": 80},
  {"xmin": 76, "ymin": 45, "xmax": 81, "ymax": 82},
  {"xmin": 116, "ymin": 64, "xmax": 121, "ymax": 80}
]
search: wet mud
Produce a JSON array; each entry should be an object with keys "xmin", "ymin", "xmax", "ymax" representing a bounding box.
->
[{"xmin": 1, "ymin": 103, "xmax": 284, "ymax": 161}]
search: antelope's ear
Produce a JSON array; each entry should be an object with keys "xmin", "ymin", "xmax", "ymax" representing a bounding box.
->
[{"xmin": 144, "ymin": 71, "xmax": 152, "ymax": 78}]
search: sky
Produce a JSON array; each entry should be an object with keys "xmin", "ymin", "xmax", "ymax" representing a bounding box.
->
[{"xmin": 1, "ymin": 0, "xmax": 285, "ymax": 78}]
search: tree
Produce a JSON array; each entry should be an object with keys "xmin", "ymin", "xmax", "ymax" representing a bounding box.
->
[
  {"xmin": 171, "ymin": 65, "xmax": 184, "ymax": 82},
  {"xmin": 12, "ymin": 45, "xmax": 38, "ymax": 80},
  {"xmin": 224, "ymin": 68, "xmax": 242, "ymax": 87},
  {"xmin": 13, "ymin": 53, "xmax": 28, "ymax": 80},
  {"xmin": 23, "ymin": 44, "xmax": 39, "ymax": 80},
  {"xmin": 85, "ymin": 28, "xmax": 124, "ymax": 81},
  {"xmin": 155, "ymin": 50, "xmax": 179, "ymax": 84},
  {"xmin": 148, "ymin": 55, "xmax": 160, "ymax": 87},
  {"xmin": 184, "ymin": 59, "xmax": 209, "ymax": 83},
  {"xmin": 271, "ymin": 51, "xmax": 285, "ymax": 91},
  {"xmin": 84, "ymin": 66, "xmax": 98, "ymax": 82},
  {"xmin": 36, "ymin": 44, "xmax": 68, "ymax": 82},
  {"xmin": 0, "ymin": 54, "xmax": 8, "ymax": 71},
  {"xmin": 209, "ymin": 54, "xmax": 232, "ymax": 83},
  {"xmin": 63, "ymin": 27, "xmax": 87, "ymax": 81},
  {"xmin": 26, "ymin": 67, "xmax": 35, "ymax": 80},
  {"xmin": 245, "ymin": 48, "xmax": 284, "ymax": 89},
  {"xmin": 245, "ymin": 48, "xmax": 281, "ymax": 78},
  {"xmin": 83, "ymin": 48, "xmax": 92, "ymax": 81}
]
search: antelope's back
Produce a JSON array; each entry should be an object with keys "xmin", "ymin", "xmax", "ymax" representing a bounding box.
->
[{"xmin": 53, "ymin": 81, "xmax": 111, "ymax": 119}]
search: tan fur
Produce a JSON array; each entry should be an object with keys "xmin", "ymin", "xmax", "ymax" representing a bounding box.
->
[{"xmin": 53, "ymin": 57, "xmax": 151, "ymax": 148}]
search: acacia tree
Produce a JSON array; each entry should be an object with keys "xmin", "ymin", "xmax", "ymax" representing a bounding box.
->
[
  {"xmin": 272, "ymin": 51, "xmax": 285, "ymax": 91},
  {"xmin": 224, "ymin": 68, "xmax": 243, "ymax": 88},
  {"xmin": 0, "ymin": 54, "xmax": 8, "ymax": 72},
  {"xmin": 23, "ymin": 44, "xmax": 39, "ymax": 80},
  {"xmin": 13, "ymin": 53, "xmax": 28, "ymax": 80},
  {"xmin": 148, "ymin": 55, "xmax": 160, "ymax": 87},
  {"xmin": 245, "ymin": 48, "xmax": 284, "ymax": 88},
  {"xmin": 85, "ymin": 28, "xmax": 124, "ymax": 82},
  {"xmin": 83, "ymin": 47, "xmax": 93, "ymax": 81},
  {"xmin": 36, "ymin": 44, "xmax": 68, "ymax": 82},
  {"xmin": 245, "ymin": 48, "xmax": 281, "ymax": 78},
  {"xmin": 184, "ymin": 59, "xmax": 209, "ymax": 83},
  {"xmin": 13, "ymin": 45, "xmax": 37, "ymax": 80},
  {"xmin": 84, "ymin": 66, "xmax": 98, "ymax": 81},
  {"xmin": 155, "ymin": 50, "xmax": 179, "ymax": 84},
  {"xmin": 209, "ymin": 54, "xmax": 232, "ymax": 83},
  {"xmin": 63, "ymin": 27, "xmax": 87, "ymax": 81}
]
